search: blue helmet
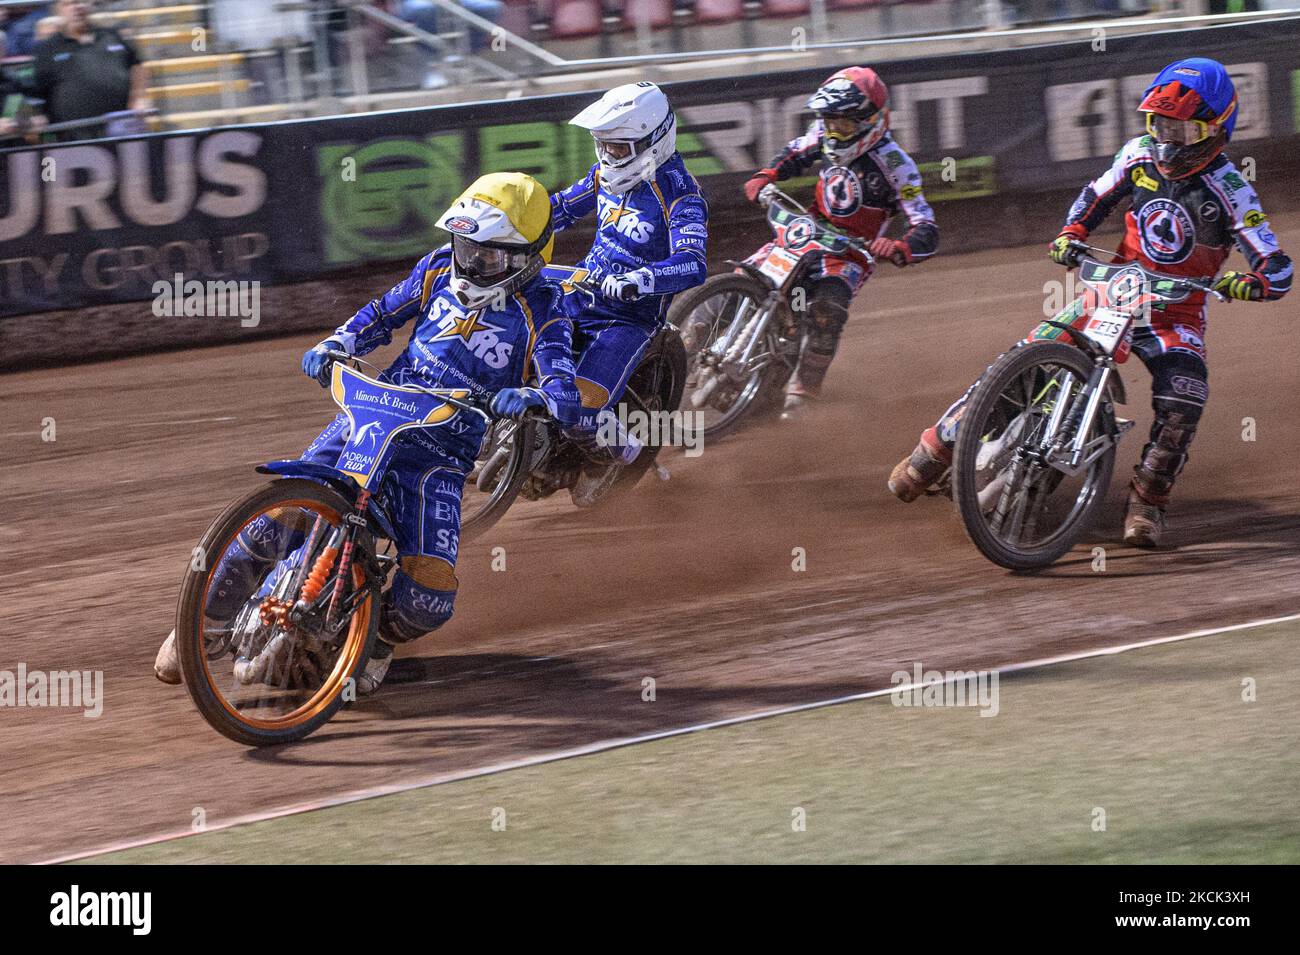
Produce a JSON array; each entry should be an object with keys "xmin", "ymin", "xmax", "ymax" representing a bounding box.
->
[{"xmin": 1139, "ymin": 58, "xmax": 1238, "ymax": 178}]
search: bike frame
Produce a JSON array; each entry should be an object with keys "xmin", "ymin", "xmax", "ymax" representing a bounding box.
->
[
  {"xmin": 1028, "ymin": 249, "xmax": 1221, "ymax": 478},
  {"xmin": 703, "ymin": 187, "xmax": 873, "ymax": 388}
]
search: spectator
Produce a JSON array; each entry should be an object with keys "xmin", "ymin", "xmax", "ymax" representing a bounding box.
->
[
  {"xmin": 2, "ymin": 3, "xmax": 51, "ymax": 57},
  {"xmin": 29, "ymin": 0, "xmax": 150, "ymax": 131},
  {"xmin": 35, "ymin": 14, "xmax": 62, "ymax": 43},
  {"xmin": 396, "ymin": 0, "xmax": 503, "ymax": 52}
]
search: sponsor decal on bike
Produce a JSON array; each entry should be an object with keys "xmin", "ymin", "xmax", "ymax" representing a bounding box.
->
[
  {"xmin": 1136, "ymin": 198, "xmax": 1195, "ymax": 264},
  {"xmin": 821, "ymin": 165, "xmax": 862, "ymax": 217},
  {"xmin": 1243, "ymin": 209, "xmax": 1267, "ymax": 229},
  {"xmin": 783, "ymin": 216, "xmax": 816, "ymax": 249}
]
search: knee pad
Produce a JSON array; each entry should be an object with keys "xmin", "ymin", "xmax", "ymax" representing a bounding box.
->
[
  {"xmin": 804, "ymin": 285, "xmax": 851, "ymax": 356},
  {"xmin": 1134, "ymin": 401, "xmax": 1203, "ymax": 504},
  {"xmin": 380, "ymin": 558, "xmax": 458, "ymax": 644}
]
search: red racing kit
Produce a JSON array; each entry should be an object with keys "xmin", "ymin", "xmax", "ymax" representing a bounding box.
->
[
  {"xmin": 747, "ymin": 125, "xmax": 939, "ymax": 396},
  {"xmin": 908, "ymin": 133, "xmax": 1291, "ymax": 526}
]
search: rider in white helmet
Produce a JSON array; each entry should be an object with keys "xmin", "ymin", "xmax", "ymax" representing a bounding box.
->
[{"xmin": 547, "ymin": 81, "xmax": 709, "ymax": 505}]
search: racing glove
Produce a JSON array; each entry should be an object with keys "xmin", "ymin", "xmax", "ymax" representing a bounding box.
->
[
  {"xmin": 1214, "ymin": 271, "xmax": 1264, "ymax": 301},
  {"xmin": 744, "ymin": 169, "xmax": 778, "ymax": 203},
  {"xmin": 601, "ymin": 269, "xmax": 654, "ymax": 303},
  {"xmin": 302, "ymin": 338, "xmax": 345, "ymax": 386},
  {"xmin": 869, "ymin": 237, "xmax": 913, "ymax": 267},
  {"xmin": 1048, "ymin": 225, "xmax": 1089, "ymax": 267},
  {"xmin": 490, "ymin": 387, "xmax": 547, "ymax": 420}
]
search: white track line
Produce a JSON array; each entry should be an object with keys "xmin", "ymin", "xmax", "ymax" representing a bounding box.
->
[{"xmin": 43, "ymin": 611, "xmax": 1300, "ymax": 865}]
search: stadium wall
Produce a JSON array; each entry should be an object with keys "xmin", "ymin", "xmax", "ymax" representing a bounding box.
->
[{"xmin": 2, "ymin": 18, "xmax": 1298, "ymax": 367}]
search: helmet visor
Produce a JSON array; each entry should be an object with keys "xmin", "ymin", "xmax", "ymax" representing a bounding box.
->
[
  {"xmin": 1146, "ymin": 112, "xmax": 1216, "ymax": 146},
  {"xmin": 594, "ymin": 137, "xmax": 637, "ymax": 167},
  {"xmin": 452, "ymin": 236, "xmax": 512, "ymax": 282},
  {"xmin": 821, "ymin": 114, "xmax": 861, "ymax": 139}
]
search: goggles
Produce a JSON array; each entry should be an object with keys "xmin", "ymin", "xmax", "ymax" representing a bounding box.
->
[
  {"xmin": 452, "ymin": 235, "xmax": 518, "ymax": 282},
  {"xmin": 821, "ymin": 115, "xmax": 861, "ymax": 138},
  {"xmin": 1145, "ymin": 112, "xmax": 1219, "ymax": 146},
  {"xmin": 594, "ymin": 137, "xmax": 637, "ymax": 167}
]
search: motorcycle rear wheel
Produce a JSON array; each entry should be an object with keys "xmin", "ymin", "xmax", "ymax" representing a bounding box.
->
[{"xmin": 461, "ymin": 418, "xmax": 536, "ymax": 541}]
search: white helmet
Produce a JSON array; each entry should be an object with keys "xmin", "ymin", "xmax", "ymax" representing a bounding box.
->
[{"xmin": 570, "ymin": 81, "xmax": 677, "ymax": 196}]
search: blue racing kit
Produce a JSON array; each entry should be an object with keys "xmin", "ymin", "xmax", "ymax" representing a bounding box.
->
[
  {"xmin": 224, "ymin": 247, "xmax": 580, "ymax": 644},
  {"xmin": 551, "ymin": 153, "xmax": 708, "ymax": 450}
]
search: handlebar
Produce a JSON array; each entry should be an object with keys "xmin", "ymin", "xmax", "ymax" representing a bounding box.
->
[
  {"xmin": 757, "ymin": 183, "xmax": 808, "ymax": 215},
  {"xmin": 569, "ymin": 272, "xmax": 640, "ymax": 304},
  {"xmin": 319, "ymin": 350, "xmax": 547, "ymax": 423},
  {"xmin": 1065, "ymin": 240, "xmax": 1226, "ymax": 302},
  {"xmin": 757, "ymin": 183, "xmax": 871, "ymax": 258}
]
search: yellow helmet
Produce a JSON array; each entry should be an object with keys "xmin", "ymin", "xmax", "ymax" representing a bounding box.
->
[{"xmin": 435, "ymin": 172, "xmax": 555, "ymax": 309}]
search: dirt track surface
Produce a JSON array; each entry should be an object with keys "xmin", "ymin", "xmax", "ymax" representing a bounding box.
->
[{"xmin": 4, "ymin": 230, "xmax": 1299, "ymax": 863}]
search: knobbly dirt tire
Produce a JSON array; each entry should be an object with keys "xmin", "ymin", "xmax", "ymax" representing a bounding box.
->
[
  {"xmin": 460, "ymin": 420, "xmax": 537, "ymax": 542},
  {"xmin": 176, "ymin": 478, "xmax": 379, "ymax": 746},
  {"xmin": 612, "ymin": 327, "xmax": 689, "ymax": 493},
  {"xmin": 952, "ymin": 342, "xmax": 1116, "ymax": 572},
  {"xmin": 668, "ymin": 272, "xmax": 778, "ymax": 441}
]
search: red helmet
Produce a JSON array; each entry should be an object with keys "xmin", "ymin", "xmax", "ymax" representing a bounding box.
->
[{"xmin": 806, "ymin": 67, "xmax": 890, "ymax": 165}]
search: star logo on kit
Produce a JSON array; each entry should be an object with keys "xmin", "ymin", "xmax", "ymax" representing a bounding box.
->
[{"xmin": 433, "ymin": 309, "xmax": 503, "ymax": 344}]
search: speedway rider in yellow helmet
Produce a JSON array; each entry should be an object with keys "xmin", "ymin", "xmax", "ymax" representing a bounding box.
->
[{"xmin": 155, "ymin": 173, "xmax": 580, "ymax": 695}]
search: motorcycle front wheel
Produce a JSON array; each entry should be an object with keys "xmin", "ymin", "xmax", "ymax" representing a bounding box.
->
[
  {"xmin": 952, "ymin": 342, "xmax": 1117, "ymax": 572},
  {"xmin": 176, "ymin": 478, "xmax": 380, "ymax": 746},
  {"xmin": 667, "ymin": 273, "xmax": 788, "ymax": 440}
]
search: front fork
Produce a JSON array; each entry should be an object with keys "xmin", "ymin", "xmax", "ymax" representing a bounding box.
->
[{"xmin": 990, "ymin": 360, "xmax": 1115, "ymax": 538}]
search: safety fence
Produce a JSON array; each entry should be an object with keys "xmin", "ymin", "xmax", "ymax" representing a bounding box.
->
[{"xmin": 1, "ymin": 15, "xmax": 1297, "ymax": 327}]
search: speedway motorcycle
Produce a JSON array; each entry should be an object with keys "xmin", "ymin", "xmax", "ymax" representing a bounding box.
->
[
  {"xmin": 176, "ymin": 275, "xmax": 683, "ymax": 746},
  {"xmin": 666, "ymin": 184, "xmax": 873, "ymax": 439},
  {"xmin": 949, "ymin": 241, "xmax": 1225, "ymax": 571},
  {"xmin": 460, "ymin": 268, "xmax": 686, "ymax": 537}
]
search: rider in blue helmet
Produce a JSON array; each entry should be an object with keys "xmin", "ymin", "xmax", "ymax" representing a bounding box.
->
[{"xmin": 889, "ymin": 57, "xmax": 1292, "ymax": 549}]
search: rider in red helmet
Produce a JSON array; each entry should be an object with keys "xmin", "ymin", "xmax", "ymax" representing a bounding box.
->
[
  {"xmin": 743, "ymin": 66, "xmax": 939, "ymax": 415},
  {"xmin": 888, "ymin": 58, "xmax": 1292, "ymax": 548}
]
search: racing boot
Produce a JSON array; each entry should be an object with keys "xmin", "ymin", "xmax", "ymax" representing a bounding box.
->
[
  {"xmin": 781, "ymin": 353, "xmax": 832, "ymax": 420},
  {"xmin": 154, "ymin": 629, "xmax": 181, "ymax": 684},
  {"xmin": 888, "ymin": 427, "xmax": 952, "ymax": 503},
  {"xmin": 570, "ymin": 413, "xmax": 644, "ymax": 508},
  {"xmin": 1123, "ymin": 484, "xmax": 1165, "ymax": 548},
  {"xmin": 356, "ymin": 639, "xmax": 395, "ymax": 696}
]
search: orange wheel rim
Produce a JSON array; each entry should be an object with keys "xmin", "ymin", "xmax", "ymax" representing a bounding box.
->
[{"xmin": 196, "ymin": 499, "xmax": 372, "ymax": 731}]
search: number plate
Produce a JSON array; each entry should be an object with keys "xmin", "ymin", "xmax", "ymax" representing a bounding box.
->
[
  {"xmin": 757, "ymin": 246, "xmax": 800, "ymax": 285},
  {"xmin": 1081, "ymin": 306, "xmax": 1129, "ymax": 356}
]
